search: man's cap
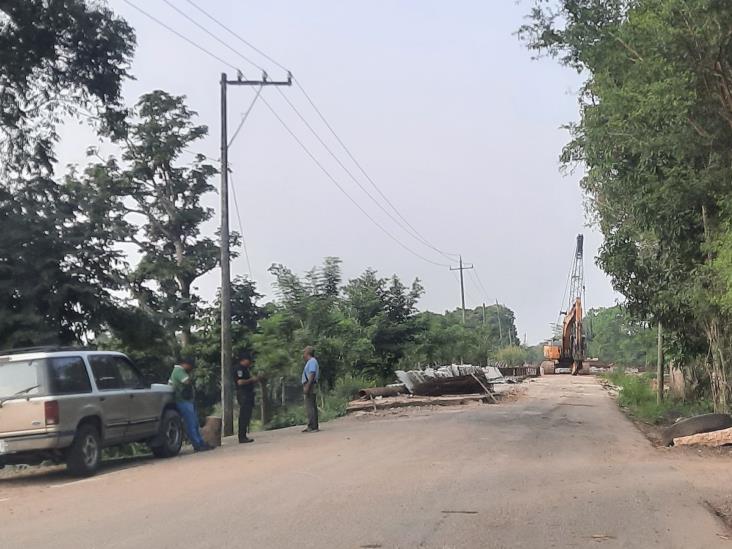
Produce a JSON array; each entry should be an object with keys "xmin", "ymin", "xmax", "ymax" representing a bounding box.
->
[
  {"xmin": 180, "ymin": 357, "xmax": 196, "ymax": 368},
  {"xmin": 238, "ymin": 351, "xmax": 253, "ymax": 362}
]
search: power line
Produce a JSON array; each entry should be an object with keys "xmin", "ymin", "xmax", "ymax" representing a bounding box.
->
[
  {"xmin": 228, "ymin": 84, "xmax": 263, "ymax": 148},
  {"xmin": 229, "ymin": 171, "xmax": 253, "ymax": 279},
  {"xmin": 122, "ymin": 0, "xmax": 241, "ymax": 72},
  {"xmin": 160, "ymin": 0, "xmax": 265, "ymax": 74},
  {"xmin": 183, "ymin": 0, "xmax": 291, "ymax": 73},
  {"xmin": 258, "ymin": 95, "xmax": 451, "ymax": 268},
  {"xmin": 274, "ymin": 86, "xmax": 452, "ymax": 263},
  {"xmin": 178, "ymin": 0, "xmax": 456, "ymax": 261},
  {"xmin": 128, "ymin": 0, "xmax": 452, "ymax": 268},
  {"xmin": 293, "ymin": 79, "xmax": 459, "ymax": 262}
]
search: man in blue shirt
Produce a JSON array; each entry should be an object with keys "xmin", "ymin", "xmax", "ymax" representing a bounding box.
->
[{"xmin": 301, "ymin": 346, "xmax": 319, "ymax": 432}]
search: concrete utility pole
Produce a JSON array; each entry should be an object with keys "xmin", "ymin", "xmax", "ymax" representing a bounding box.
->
[
  {"xmin": 495, "ymin": 299, "xmax": 504, "ymax": 347},
  {"xmin": 657, "ymin": 321, "xmax": 664, "ymax": 404},
  {"xmin": 220, "ymin": 71, "xmax": 291, "ymax": 437},
  {"xmin": 450, "ymin": 256, "xmax": 473, "ymax": 324}
]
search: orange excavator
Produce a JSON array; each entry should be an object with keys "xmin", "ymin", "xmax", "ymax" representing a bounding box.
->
[{"xmin": 543, "ymin": 234, "xmax": 586, "ymax": 375}]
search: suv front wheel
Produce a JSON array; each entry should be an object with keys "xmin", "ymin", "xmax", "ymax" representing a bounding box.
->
[
  {"xmin": 150, "ymin": 409, "xmax": 183, "ymax": 458},
  {"xmin": 66, "ymin": 423, "xmax": 102, "ymax": 477}
]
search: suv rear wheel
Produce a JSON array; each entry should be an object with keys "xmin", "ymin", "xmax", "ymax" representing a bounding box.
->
[
  {"xmin": 66, "ymin": 423, "xmax": 101, "ymax": 477},
  {"xmin": 150, "ymin": 409, "xmax": 183, "ymax": 458}
]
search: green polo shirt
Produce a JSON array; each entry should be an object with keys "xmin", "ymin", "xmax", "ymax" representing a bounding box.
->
[{"xmin": 169, "ymin": 365, "xmax": 194, "ymax": 402}]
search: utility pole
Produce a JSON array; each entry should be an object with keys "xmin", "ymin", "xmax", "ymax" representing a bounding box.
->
[
  {"xmin": 450, "ymin": 256, "xmax": 473, "ymax": 324},
  {"xmin": 220, "ymin": 70, "xmax": 291, "ymax": 437},
  {"xmin": 657, "ymin": 321, "xmax": 664, "ymax": 404},
  {"xmin": 482, "ymin": 303, "xmax": 486, "ymax": 326},
  {"xmin": 495, "ymin": 299, "xmax": 504, "ymax": 347}
]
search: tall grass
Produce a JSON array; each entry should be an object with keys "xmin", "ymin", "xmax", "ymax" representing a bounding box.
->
[
  {"xmin": 603, "ymin": 368, "xmax": 712, "ymax": 424},
  {"xmin": 266, "ymin": 374, "xmax": 375, "ymax": 430}
]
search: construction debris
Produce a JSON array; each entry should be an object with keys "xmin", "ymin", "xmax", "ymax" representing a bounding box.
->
[
  {"xmin": 357, "ymin": 385, "xmax": 408, "ymax": 399},
  {"xmin": 673, "ymin": 426, "xmax": 732, "ymax": 448},
  {"xmin": 345, "ymin": 364, "xmax": 523, "ymax": 414},
  {"xmin": 662, "ymin": 413, "xmax": 732, "ymax": 446},
  {"xmin": 347, "ymin": 394, "xmax": 490, "ymax": 413},
  {"xmin": 396, "ymin": 365, "xmax": 493, "ymax": 397}
]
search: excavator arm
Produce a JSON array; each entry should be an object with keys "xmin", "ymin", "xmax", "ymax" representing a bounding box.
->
[{"xmin": 543, "ymin": 235, "xmax": 586, "ymax": 375}]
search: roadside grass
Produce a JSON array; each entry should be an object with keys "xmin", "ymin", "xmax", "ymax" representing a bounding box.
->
[
  {"xmin": 265, "ymin": 373, "xmax": 374, "ymax": 430},
  {"xmin": 603, "ymin": 368, "xmax": 712, "ymax": 424}
]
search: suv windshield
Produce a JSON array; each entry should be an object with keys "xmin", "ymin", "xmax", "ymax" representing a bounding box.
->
[{"xmin": 0, "ymin": 359, "xmax": 43, "ymax": 399}]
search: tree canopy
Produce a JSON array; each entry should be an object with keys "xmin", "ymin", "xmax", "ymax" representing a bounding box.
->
[{"xmin": 520, "ymin": 0, "xmax": 732, "ymax": 409}]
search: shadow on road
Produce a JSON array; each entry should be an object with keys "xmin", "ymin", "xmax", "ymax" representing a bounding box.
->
[{"xmin": 0, "ymin": 453, "xmax": 166, "ymax": 487}]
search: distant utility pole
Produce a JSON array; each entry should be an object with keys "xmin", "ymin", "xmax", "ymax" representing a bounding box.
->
[
  {"xmin": 450, "ymin": 256, "xmax": 473, "ymax": 324},
  {"xmin": 495, "ymin": 299, "xmax": 504, "ymax": 346},
  {"xmin": 657, "ymin": 321, "xmax": 664, "ymax": 404},
  {"xmin": 220, "ymin": 71, "xmax": 291, "ymax": 437},
  {"xmin": 482, "ymin": 303, "xmax": 486, "ymax": 326}
]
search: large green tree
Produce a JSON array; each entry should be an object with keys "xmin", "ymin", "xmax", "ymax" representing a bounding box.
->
[
  {"xmin": 0, "ymin": 0, "xmax": 135, "ymax": 347},
  {"xmin": 520, "ymin": 0, "xmax": 732, "ymax": 409},
  {"xmin": 0, "ymin": 0, "xmax": 135, "ymax": 166},
  {"xmin": 90, "ymin": 91, "xmax": 225, "ymax": 349}
]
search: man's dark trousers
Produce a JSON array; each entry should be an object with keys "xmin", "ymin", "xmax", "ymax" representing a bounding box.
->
[
  {"xmin": 304, "ymin": 390, "xmax": 319, "ymax": 430},
  {"xmin": 238, "ymin": 395, "xmax": 254, "ymax": 441}
]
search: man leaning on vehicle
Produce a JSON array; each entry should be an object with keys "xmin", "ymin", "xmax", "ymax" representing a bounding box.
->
[{"xmin": 169, "ymin": 357, "xmax": 212, "ymax": 452}]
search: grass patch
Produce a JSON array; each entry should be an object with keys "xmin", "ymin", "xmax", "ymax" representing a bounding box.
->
[
  {"xmin": 603, "ymin": 368, "xmax": 712, "ymax": 424},
  {"xmin": 266, "ymin": 374, "xmax": 374, "ymax": 430}
]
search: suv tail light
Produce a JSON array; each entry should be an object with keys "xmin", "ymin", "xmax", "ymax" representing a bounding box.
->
[{"xmin": 44, "ymin": 401, "xmax": 59, "ymax": 426}]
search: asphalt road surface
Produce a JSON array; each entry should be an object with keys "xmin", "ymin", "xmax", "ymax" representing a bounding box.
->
[{"xmin": 1, "ymin": 376, "xmax": 731, "ymax": 549}]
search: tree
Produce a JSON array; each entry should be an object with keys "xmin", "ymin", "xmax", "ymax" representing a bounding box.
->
[
  {"xmin": 0, "ymin": 0, "xmax": 135, "ymax": 167},
  {"xmin": 494, "ymin": 346, "xmax": 529, "ymax": 367},
  {"xmin": 0, "ymin": 167, "xmax": 127, "ymax": 347},
  {"xmin": 190, "ymin": 277, "xmax": 263, "ymax": 415},
  {"xmin": 95, "ymin": 91, "xmax": 225, "ymax": 349},
  {"xmin": 0, "ymin": 0, "xmax": 135, "ymax": 348},
  {"xmin": 519, "ymin": 0, "xmax": 732, "ymax": 410},
  {"xmin": 585, "ymin": 306, "xmax": 657, "ymax": 366}
]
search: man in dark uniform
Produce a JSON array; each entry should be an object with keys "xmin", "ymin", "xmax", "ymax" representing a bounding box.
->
[{"xmin": 233, "ymin": 352, "xmax": 260, "ymax": 443}]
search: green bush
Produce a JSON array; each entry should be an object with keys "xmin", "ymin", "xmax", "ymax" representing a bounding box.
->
[
  {"xmin": 265, "ymin": 388, "xmax": 355, "ymax": 430},
  {"xmin": 332, "ymin": 373, "xmax": 375, "ymax": 401},
  {"xmin": 267, "ymin": 407, "xmax": 308, "ymax": 430},
  {"xmin": 603, "ymin": 369, "xmax": 713, "ymax": 424}
]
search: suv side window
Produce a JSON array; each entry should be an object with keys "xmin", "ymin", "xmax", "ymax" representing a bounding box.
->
[
  {"xmin": 116, "ymin": 357, "xmax": 146, "ymax": 390},
  {"xmin": 89, "ymin": 355, "xmax": 146, "ymax": 391},
  {"xmin": 89, "ymin": 355, "xmax": 125, "ymax": 391},
  {"xmin": 48, "ymin": 357, "xmax": 92, "ymax": 395}
]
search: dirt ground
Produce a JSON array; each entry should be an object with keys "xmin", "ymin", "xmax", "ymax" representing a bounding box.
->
[{"xmin": 1, "ymin": 376, "xmax": 731, "ymax": 548}]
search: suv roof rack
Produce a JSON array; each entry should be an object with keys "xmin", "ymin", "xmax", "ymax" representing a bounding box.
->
[{"xmin": 0, "ymin": 345, "xmax": 97, "ymax": 356}]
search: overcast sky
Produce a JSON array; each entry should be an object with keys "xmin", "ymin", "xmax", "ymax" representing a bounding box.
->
[{"xmin": 57, "ymin": 0, "xmax": 620, "ymax": 344}]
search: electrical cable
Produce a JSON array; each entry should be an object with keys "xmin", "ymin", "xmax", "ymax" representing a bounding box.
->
[
  {"xmin": 228, "ymin": 85, "xmax": 263, "ymax": 148},
  {"xmin": 122, "ymin": 0, "xmax": 241, "ymax": 72},
  {"xmin": 292, "ymin": 79, "xmax": 459, "ymax": 261},
  {"xmin": 160, "ymin": 0, "xmax": 264, "ymax": 73},
  {"xmin": 178, "ymin": 0, "xmax": 457, "ymax": 261},
  {"xmin": 131, "ymin": 0, "xmax": 454, "ymax": 268},
  {"xmin": 258, "ymin": 95, "xmax": 452, "ymax": 268},
  {"xmin": 183, "ymin": 0, "xmax": 291, "ymax": 73},
  {"xmin": 229, "ymin": 171, "xmax": 254, "ymax": 279},
  {"xmin": 273, "ymin": 86, "xmax": 453, "ymax": 263}
]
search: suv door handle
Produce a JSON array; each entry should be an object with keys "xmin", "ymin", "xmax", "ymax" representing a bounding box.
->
[
  {"xmin": 99, "ymin": 397, "xmax": 106, "ymax": 402},
  {"xmin": 129, "ymin": 394, "xmax": 135, "ymax": 398}
]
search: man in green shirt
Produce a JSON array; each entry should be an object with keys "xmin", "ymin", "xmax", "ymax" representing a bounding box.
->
[{"xmin": 169, "ymin": 357, "xmax": 211, "ymax": 452}]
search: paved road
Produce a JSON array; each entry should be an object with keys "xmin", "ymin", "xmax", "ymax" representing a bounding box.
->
[{"xmin": 1, "ymin": 376, "xmax": 731, "ymax": 548}]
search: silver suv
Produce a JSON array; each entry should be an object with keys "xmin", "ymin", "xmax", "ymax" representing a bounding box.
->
[{"xmin": 0, "ymin": 348, "xmax": 183, "ymax": 476}]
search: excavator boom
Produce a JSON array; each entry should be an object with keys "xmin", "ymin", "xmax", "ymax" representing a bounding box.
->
[{"xmin": 543, "ymin": 234, "xmax": 586, "ymax": 375}]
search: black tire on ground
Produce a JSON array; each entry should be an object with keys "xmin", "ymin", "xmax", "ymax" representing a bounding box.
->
[
  {"xmin": 150, "ymin": 409, "xmax": 183, "ymax": 458},
  {"xmin": 66, "ymin": 423, "xmax": 102, "ymax": 477},
  {"xmin": 662, "ymin": 413, "xmax": 732, "ymax": 446}
]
